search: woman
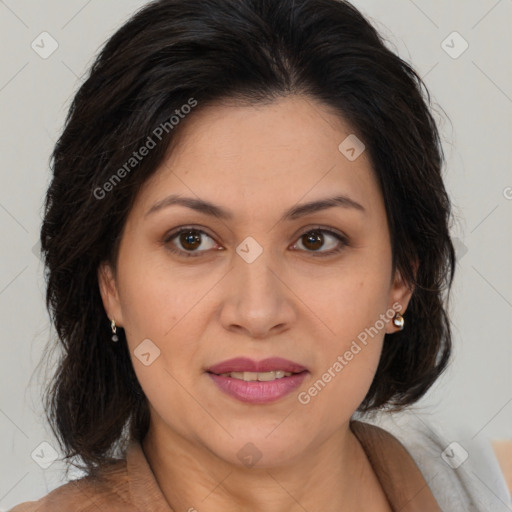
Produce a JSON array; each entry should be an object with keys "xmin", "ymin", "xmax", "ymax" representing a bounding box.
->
[{"xmin": 9, "ymin": 0, "xmax": 506, "ymax": 510}]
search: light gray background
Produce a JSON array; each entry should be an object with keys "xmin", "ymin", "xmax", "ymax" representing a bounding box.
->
[{"xmin": 1, "ymin": 0, "xmax": 511, "ymax": 509}]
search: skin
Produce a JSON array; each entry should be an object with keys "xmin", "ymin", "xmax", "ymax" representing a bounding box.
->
[{"xmin": 98, "ymin": 94, "xmax": 414, "ymax": 512}]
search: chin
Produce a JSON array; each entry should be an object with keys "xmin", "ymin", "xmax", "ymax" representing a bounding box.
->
[{"xmin": 202, "ymin": 428, "xmax": 310, "ymax": 469}]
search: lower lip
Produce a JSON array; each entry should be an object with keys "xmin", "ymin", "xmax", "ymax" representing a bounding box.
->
[{"xmin": 208, "ymin": 371, "xmax": 308, "ymax": 404}]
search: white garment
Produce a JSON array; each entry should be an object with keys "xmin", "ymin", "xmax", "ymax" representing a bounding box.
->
[{"xmin": 358, "ymin": 409, "xmax": 512, "ymax": 512}]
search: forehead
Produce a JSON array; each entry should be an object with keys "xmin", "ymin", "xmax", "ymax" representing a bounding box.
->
[{"xmin": 132, "ymin": 95, "xmax": 382, "ymax": 222}]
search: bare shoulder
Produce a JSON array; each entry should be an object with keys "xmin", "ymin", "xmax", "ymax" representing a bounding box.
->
[{"xmin": 8, "ymin": 458, "xmax": 133, "ymax": 512}]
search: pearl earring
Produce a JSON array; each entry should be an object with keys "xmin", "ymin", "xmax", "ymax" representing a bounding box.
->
[
  {"xmin": 393, "ymin": 312, "xmax": 404, "ymax": 331},
  {"xmin": 111, "ymin": 319, "xmax": 119, "ymax": 342}
]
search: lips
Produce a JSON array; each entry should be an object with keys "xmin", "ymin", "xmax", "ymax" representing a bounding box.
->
[
  {"xmin": 207, "ymin": 357, "xmax": 308, "ymax": 375},
  {"xmin": 206, "ymin": 357, "xmax": 309, "ymax": 404}
]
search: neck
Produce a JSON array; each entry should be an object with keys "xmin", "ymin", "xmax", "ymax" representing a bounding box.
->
[{"xmin": 141, "ymin": 417, "xmax": 390, "ymax": 512}]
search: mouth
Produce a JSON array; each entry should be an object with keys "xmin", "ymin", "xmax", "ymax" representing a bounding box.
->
[
  {"xmin": 206, "ymin": 357, "xmax": 309, "ymax": 404},
  {"xmin": 213, "ymin": 370, "xmax": 299, "ymax": 381},
  {"xmin": 206, "ymin": 356, "xmax": 308, "ymax": 375}
]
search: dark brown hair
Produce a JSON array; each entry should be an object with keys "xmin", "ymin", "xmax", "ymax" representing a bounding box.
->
[{"xmin": 39, "ymin": 0, "xmax": 455, "ymax": 475}]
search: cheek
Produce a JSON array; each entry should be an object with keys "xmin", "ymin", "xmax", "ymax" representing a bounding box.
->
[
  {"xmin": 116, "ymin": 245, "xmax": 200, "ymax": 339},
  {"xmin": 292, "ymin": 255, "xmax": 391, "ymax": 410},
  {"xmin": 115, "ymin": 247, "xmax": 224, "ymax": 393},
  {"xmin": 116, "ymin": 262, "xmax": 207, "ymax": 418},
  {"xmin": 297, "ymin": 298, "xmax": 387, "ymax": 424},
  {"xmin": 293, "ymin": 252, "xmax": 392, "ymax": 341}
]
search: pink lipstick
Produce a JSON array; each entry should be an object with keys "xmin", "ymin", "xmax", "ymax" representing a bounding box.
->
[{"xmin": 207, "ymin": 357, "xmax": 308, "ymax": 404}]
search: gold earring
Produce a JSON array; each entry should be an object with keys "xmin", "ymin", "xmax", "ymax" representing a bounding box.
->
[
  {"xmin": 111, "ymin": 319, "xmax": 119, "ymax": 342},
  {"xmin": 393, "ymin": 312, "xmax": 404, "ymax": 331}
]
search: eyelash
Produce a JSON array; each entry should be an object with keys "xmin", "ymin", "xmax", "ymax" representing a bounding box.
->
[{"xmin": 162, "ymin": 225, "xmax": 349, "ymax": 259}]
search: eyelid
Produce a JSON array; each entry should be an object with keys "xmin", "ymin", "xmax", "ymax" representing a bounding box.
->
[
  {"xmin": 290, "ymin": 225, "xmax": 349, "ymax": 257},
  {"xmin": 163, "ymin": 224, "xmax": 349, "ymax": 258},
  {"xmin": 162, "ymin": 225, "xmax": 220, "ymax": 258},
  {"xmin": 290, "ymin": 224, "xmax": 349, "ymax": 245}
]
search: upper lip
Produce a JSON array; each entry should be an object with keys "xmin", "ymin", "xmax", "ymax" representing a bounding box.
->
[{"xmin": 207, "ymin": 357, "xmax": 308, "ymax": 375}]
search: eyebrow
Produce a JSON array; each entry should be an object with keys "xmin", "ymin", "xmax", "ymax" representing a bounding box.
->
[{"xmin": 145, "ymin": 193, "xmax": 365, "ymax": 222}]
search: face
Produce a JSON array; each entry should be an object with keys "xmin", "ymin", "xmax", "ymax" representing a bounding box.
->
[{"xmin": 98, "ymin": 94, "xmax": 412, "ymax": 468}]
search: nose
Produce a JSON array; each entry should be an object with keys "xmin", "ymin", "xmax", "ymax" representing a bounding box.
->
[{"xmin": 219, "ymin": 244, "xmax": 296, "ymax": 339}]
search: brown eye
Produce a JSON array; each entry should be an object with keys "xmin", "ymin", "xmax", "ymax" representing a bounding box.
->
[
  {"xmin": 164, "ymin": 228, "xmax": 218, "ymax": 257},
  {"xmin": 179, "ymin": 230, "xmax": 202, "ymax": 251},
  {"xmin": 293, "ymin": 228, "xmax": 348, "ymax": 256},
  {"xmin": 301, "ymin": 231, "xmax": 324, "ymax": 251},
  {"xmin": 164, "ymin": 226, "xmax": 347, "ymax": 259}
]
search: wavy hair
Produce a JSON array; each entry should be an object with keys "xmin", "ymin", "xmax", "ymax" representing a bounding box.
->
[{"xmin": 39, "ymin": 0, "xmax": 455, "ymax": 475}]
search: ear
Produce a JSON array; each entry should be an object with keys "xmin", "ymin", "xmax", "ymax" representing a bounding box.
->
[
  {"xmin": 385, "ymin": 263, "xmax": 416, "ymax": 334},
  {"xmin": 97, "ymin": 261, "xmax": 124, "ymax": 327}
]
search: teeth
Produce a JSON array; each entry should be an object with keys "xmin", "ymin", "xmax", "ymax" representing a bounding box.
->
[{"xmin": 219, "ymin": 370, "xmax": 294, "ymax": 381}]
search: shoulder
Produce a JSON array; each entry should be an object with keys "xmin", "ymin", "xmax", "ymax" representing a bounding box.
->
[
  {"xmin": 359, "ymin": 410, "xmax": 512, "ymax": 512},
  {"xmin": 8, "ymin": 458, "xmax": 135, "ymax": 512}
]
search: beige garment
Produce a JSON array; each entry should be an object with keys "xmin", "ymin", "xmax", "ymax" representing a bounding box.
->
[{"xmin": 9, "ymin": 420, "xmax": 441, "ymax": 511}]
